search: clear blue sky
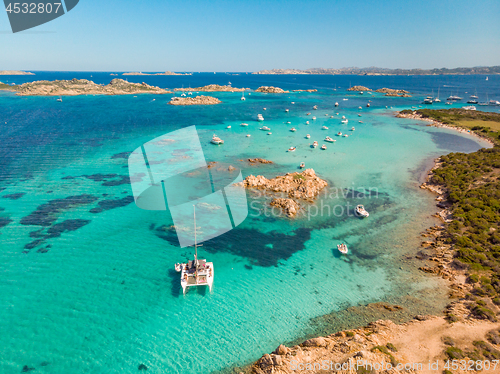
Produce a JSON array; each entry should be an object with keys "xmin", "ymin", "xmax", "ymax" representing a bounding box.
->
[{"xmin": 1, "ymin": 0, "xmax": 499, "ymax": 71}]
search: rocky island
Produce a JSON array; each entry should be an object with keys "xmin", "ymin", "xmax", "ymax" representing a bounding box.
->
[
  {"xmin": 174, "ymin": 84, "xmax": 246, "ymax": 92},
  {"xmin": 255, "ymin": 86, "xmax": 289, "ymax": 93},
  {"xmin": 238, "ymin": 169, "xmax": 327, "ymax": 217},
  {"xmin": 0, "ymin": 70, "xmax": 34, "ymax": 75},
  {"xmin": 346, "ymin": 86, "xmax": 411, "ymax": 96},
  {"xmin": 168, "ymin": 95, "xmax": 221, "ymax": 105},
  {"xmin": 122, "ymin": 71, "xmax": 191, "ymax": 76},
  {"xmin": 0, "ymin": 78, "xmax": 171, "ymax": 96},
  {"xmin": 347, "ymin": 85, "xmax": 371, "ymax": 91}
]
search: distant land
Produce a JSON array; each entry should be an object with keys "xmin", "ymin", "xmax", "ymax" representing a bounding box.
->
[
  {"xmin": 0, "ymin": 70, "xmax": 34, "ymax": 75},
  {"xmin": 252, "ymin": 66, "xmax": 500, "ymax": 75},
  {"xmin": 122, "ymin": 71, "xmax": 192, "ymax": 76}
]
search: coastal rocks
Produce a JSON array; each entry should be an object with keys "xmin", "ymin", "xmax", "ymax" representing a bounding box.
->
[
  {"xmin": 274, "ymin": 344, "xmax": 290, "ymax": 356},
  {"xmin": 11, "ymin": 78, "xmax": 171, "ymax": 96},
  {"xmin": 270, "ymin": 198, "xmax": 300, "ymax": 217},
  {"xmin": 240, "ymin": 169, "xmax": 327, "ymax": 200},
  {"xmin": 0, "ymin": 70, "xmax": 34, "ymax": 75},
  {"xmin": 174, "ymin": 84, "xmax": 246, "ymax": 92},
  {"xmin": 302, "ymin": 337, "xmax": 328, "ymax": 347},
  {"xmin": 168, "ymin": 95, "xmax": 221, "ymax": 105},
  {"xmin": 247, "ymin": 158, "xmax": 273, "ymax": 164},
  {"xmin": 347, "ymin": 85, "xmax": 370, "ymax": 91},
  {"xmin": 255, "ymin": 86, "xmax": 289, "ymax": 93},
  {"xmin": 375, "ymin": 87, "xmax": 410, "ymax": 94}
]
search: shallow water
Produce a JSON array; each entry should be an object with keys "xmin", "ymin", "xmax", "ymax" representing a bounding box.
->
[{"xmin": 0, "ymin": 74, "xmax": 494, "ymax": 373}]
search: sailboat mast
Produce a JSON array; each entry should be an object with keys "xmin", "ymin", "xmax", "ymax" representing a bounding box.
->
[{"xmin": 194, "ymin": 205, "xmax": 197, "ymax": 263}]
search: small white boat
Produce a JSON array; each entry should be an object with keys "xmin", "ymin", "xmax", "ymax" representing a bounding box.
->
[
  {"xmin": 358, "ymin": 114, "xmax": 362, "ymax": 117},
  {"xmin": 358, "ymin": 106, "xmax": 362, "ymax": 109},
  {"xmin": 359, "ymin": 121, "xmax": 363, "ymax": 123},
  {"xmin": 355, "ymin": 204, "xmax": 369, "ymax": 218},
  {"xmin": 267, "ymin": 132, "xmax": 272, "ymax": 135},
  {"xmin": 343, "ymin": 134, "xmax": 349, "ymax": 138},
  {"xmin": 306, "ymin": 121, "xmax": 310, "ymax": 125},
  {"xmin": 291, "ymin": 102, "xmax": 295, "ymax": 104},
  {"xmin": 325, "ymin": 136, "xmax": 335, "ymax": 143},
  {"xmin": 322, "ymin": 126, "xmax": 328, "ymax": 130},
  {"xmin": 241, "ymin": 92, "xmax": 246, "ymax": 101},
  {"xmin": 359, "ymin": 91, "xmax": 364, "ymax": 95},
  {"xmin": 188, "ymin": 92, "xmax": 193, "ymax": 96},
  {"xmin": 226, "ymin": 125, "xmax": 231, "ymax": 129},
  {"xmin": 300, "ymin": 162, "xmax": 305, "ymax": 168},
  {"xmin": 240, "ymin": 123, "xmax": 249, "ymax": 127},
  {"xmin": 257, "ymin": 114, "xmax": 264, "ymax": 121},
  {"xmin": 337, "ymin": 243, "xmax": 348, "ymax": 254},
  {"xmin": 350, "ymin": 127, "xmax": 355, "ymax": 131},
  {"xmin": 263, "ymin": 108, "xmax": 267, "ymax": 110},
  {"xmin": 313, "ymin": 105, "xmax": 318, "ymax": 110},
  {"xmin": 285, "ymin": 109, "xmax": 289, "ymax": 112},
  {"xmin": 288, "ymin": 147, "xmax": 296, "ymax": 152},
  {"xmin": 246, "ymin": 134, "xmax": 251, "ymax": 137},
  {"xmin": 312, "ymin": 141, "xmax": 318, "ymax": 148},
  {"xmin": 325, "ymin": 114, "xmax": 329, "ymax": 116},
  {"xmin": 335, "ymin": 102, "xmax": 339, "ymax": 107},
  {"xmin": 366, "ymin": 103, "xmax": 370, "ymax": 107},
  {"xmin": 57, "ymin": 96, "xmax": 62, "ymax": 102},
  {"xmin": 286, "ymin": 121, "xmax": 291, "ymax": 124},
  {"xmin": 336, "ymin": 132, "xmax": 342, "ymax": 136},
  {"xmin": 321, "ymin": 145, "xmax": 327, "ymax": 150},
  {"xmin": 290, "ymin": 127, "xmax": 296, "ymax": 132},
  {"xmin": 462, "ymin": 106, "xmax": 476, "ymax": 111},
  {"xmin": 343, "ymin": 98, "xmax": 348, "ymax": 101},
  {"xmin": 181, "ymin": 92, "xmax": 186, "ymax": 97},
  {"xmin": 211, "ymin": 134, "xmax": 224, "ymax": 145},
  {"xmin": 330, "ymin": 116, "xmax": 334, "ymax": 118},
  {"xmin": 306, "ymin": 134, "xmax": 311, "ymax": 139},
  {"xmin": 260, "ymin": 126, "xmax": 270, "ymax": 131},
  {"xmin": 312, "ymin": 116, "xmax": 316, "ymax": 120},
  {"xmin": 341, "ymin": 119, "xmax": 348, "ymax": 124},
  {"xmin": 306, "ymin": 112, "xmax": 311, "ymax": 115}
]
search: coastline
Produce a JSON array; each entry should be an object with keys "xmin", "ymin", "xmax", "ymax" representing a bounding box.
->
[{"xmin": 240, "ymin": 111, "xmax": 500, "ymax": 374}]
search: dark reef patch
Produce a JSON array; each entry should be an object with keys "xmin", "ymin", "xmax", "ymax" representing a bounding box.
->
[
  {"xmin": 0, "ymin": 217, "xmax": 13, "ymax": 228},
  {"xmin": 24, "ymin": 239, "xmax": 45, "ymax": 250},
  {"xmin": 112, "ymin": 151, "xmax": 132, "ymax": 159},
  {"xmin": 46, "ymin": 219, "xmax": 91, "ymax": 238},
  {"xmin": 84, "ymin": 173, "xmax": 118, "ymax": 182},
  {"xmin": 90, "ymin": 196, "xmax": 134, "ymax": 213},
  {"xmin": 20, "ymin": 194, "xmax": 98, "ymax": 226},
  {"xmin": 2, "ymin": 192, "xmax": 26, "ymax": 200},
  {"xmin": 102, "ymin": 176, "xmax": 130, "ymax": 186},
  {"xmin": 156, "ymin": 225, "xmax": 312, "ymax": 267}
]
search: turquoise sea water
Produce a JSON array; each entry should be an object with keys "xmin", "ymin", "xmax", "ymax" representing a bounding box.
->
[{"xmin": 0, "ymin": 74, "xmax": 497, "ymax": 373}]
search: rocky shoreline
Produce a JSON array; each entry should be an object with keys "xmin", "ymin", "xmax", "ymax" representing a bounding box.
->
[
  {"xmin": 396, "ymin": 111, "xmax": 495, "ymax": 147},
  {"xmin": 168, "ymin": 95, "xmax": 221, "ymax": 105},
  {"xmin": 1, "ymin": 78, "xmax": 171, "ymax": 96}
]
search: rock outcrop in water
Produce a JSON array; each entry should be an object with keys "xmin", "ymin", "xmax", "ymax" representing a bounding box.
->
[
  {"xmin": 347, "ymin": 85, "xmax": 370, "ymax": 91},
  {"xmin": 4, "ymin": 78, "xmax": 171, "ymax": 96},
  {"xmin": 238, "ymin": 169, "xmax": 327, "ymax": 217},
  {"xmin": 0, "ymin": 70, "xmax": 34, "ymax": 75},
  {"xmin": 247, "ymin": 158, "xmax": 273, "ymax": 164},
  {"xmin": 174, "ymin": 84, "xmax": 246, "ymax": 92},
  {"xmin": 376, "ymin": 88, "xmax": 412, "ymax": 97},
  {"xmin": 168, "ymin": 95, "xmax": 221, "ymax": 105},
  {"xmin": 255, "ymin": 86, "xmax": 289, "ymax": 93}
]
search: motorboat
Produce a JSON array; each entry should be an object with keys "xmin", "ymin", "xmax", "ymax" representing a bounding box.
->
[
  {"xmin": 423, "ymin": 96, "xmax": 433, "ymax": 104},
  {"xmin": 211, "ymin": 134, "xmax": 224, "ymax": 145},
  {"xmin": 358, "ymin": 114, "xmax": 362, "ymax": 117},
  {"xmin": 321, "ymin": 145, "xmax": 327, "ymax": 150},
  {"xmin": 57, "ymin": 96, "xmax": 62, "ymax": 102},
  {"xmin": 359, "ymin": 121, "xmax": 363, "ymax": 123},
  {"xmin": 343, "ymin": 134, "xmax": 349, "ymax": 137},
  {"xmin": 312, "ymin": 116, "xmax": 316, "ymax": 120},
  {"xmin": 288, "ymin": 146, "xmax": 296, "ymax": 152},
  {"xmin": 462, "ymin": 106, "xmax": 476, "ymax": 111},
  {"xmin": 366, "ymin": 103, "xmax": 370, "ymax": 107},
  {"xmin": 246, "ymin": 134, "xmax": 251, "ymax": 137},
  {"xmin": 342, "ymin": 115, "xmax": 346, "ymax": 119},
  {"xmin": 263, "ymin": 108, "xmax": 267, "ymax": 110},
  {"xmin": 351, "ymin": 127, "xmax": 355, "ymax": 131},
  {"xmin": 355, "ymin": 204, "xmax": 369, "ymax": 218},
  {"xmin": 322, "ymin": 126, "xmax": 328, "ymax": 130},
  {"xmin": 337, "ymin": 243, "xmax": 348, "ymax": 254},
  {"xmin": 285, "ymin": 109, "xmax": 289, "ymax": 112},
  {"xmin": 325, "ymin": 136, "xmax": 335, "ymax": 143},
  {"xmin": 300, "ymin": 162, "xmax": 305, "ymax": 168},
  {"xmin": 267, "ymin": 132, "xmax": 272, "ymax": 135},
  {"xmin": 467, "ymin": 96, "xmax": 478, "ymax": 104},
  {"xmin": 286, "ymin": 121, "xmax": 291, "ymax": 124},
  {"xmin": 313, "ymin": 105, "xmax": 318, "ymax": 110},
  {"xmin": 226, "ymin": 125, "xmax": 231, "ymax": 129},
  {"xmin": 341, "ymin": 119, "xmax": 348, "ymax": 124},
  {"xmin": 306, "ymin": 134, "xmax": 311, "ymax": 139},
  {"xmin": 447, "ymin": 95, "xmax": 462, "ymax": 101},
  {"xmin": 240, "ymin": 123, "xmax": 249, "ymax": 126},
  {"xmin": 260, "ymin": 126, "xmax": 271, "ymax": 131},
  {"xmin": 336, "ymin": 132, "xmax": 342, "ymax": 136},
  {"xmin": 306, "ymin": 112, "xmax": 311, "ymax": 115},
  {"xmin": 257, "ymin": 114, "xmax": 264, "ymax": 121},
  {"xmin": 312, "ymin": 141, "xmax": 318, "ymax": 148},
  {"xmin": 358, "ymin": 106, "xmax": 362, "ymax": 109},
  {"xmin": 335, "ymin": 102, "xmax": 339, "ymax": 107},
  {"xmin": 290, "ymin": 127, "xmax": 296, "ymax": 132},
  {"xmin": 241, "ymin": 92, "xmax": 246, "ymax": 101},
  {"xmin": 306, "ymin": 121, "xmax": 310, "ymax": 125}
]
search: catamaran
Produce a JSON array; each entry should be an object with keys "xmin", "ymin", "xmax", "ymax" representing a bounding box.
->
[{"xmin": 175, "ymin": 207, "xmax": 214, "ymax": 294}]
